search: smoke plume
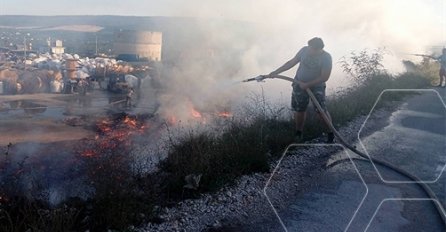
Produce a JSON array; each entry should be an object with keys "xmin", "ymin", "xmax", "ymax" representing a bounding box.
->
[{"xmin": 152, "ymin": 0, "xmax": 445, "ymax": 121}]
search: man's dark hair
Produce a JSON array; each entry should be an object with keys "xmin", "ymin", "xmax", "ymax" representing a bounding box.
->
[{"xmin": 308, "ymin": 37, "xmax": 324, "ymax": 50}]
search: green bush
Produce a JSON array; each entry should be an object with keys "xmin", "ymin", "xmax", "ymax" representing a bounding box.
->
[{"xmin": 339, "ymin": 48, "xmax": 387, "ymax": 83}]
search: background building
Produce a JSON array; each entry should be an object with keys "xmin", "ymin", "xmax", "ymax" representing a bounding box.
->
[
  {"xmin": 51, "ymin": 40, "xmax": 65, "ymax": 54},
  {"xmin": 113, "ymin": 30, "xmax": 162, "ymax": 61}
]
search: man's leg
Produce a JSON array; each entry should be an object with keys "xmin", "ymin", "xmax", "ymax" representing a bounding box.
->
[
  {"xmin": 317, "ymin": 109, "xmax": 332, "ymax": 126},
  {"xmin": 441, "ymin": 70, "xmax": 446, "ymax": 87},
  {"xmin": 293, "ymin": 111, "xmax": 306, "ymax": 142},
  {"xmin": 291, "ymin": 85, "xmax": 309, "ymax": 142},
  {"xmin": 439, "ymin": 69, "xmax": 445, "ymax": 87},
  {"xmin": 294, "ymin": 111, "xmax": 306, "ymax": 132},
  {"xmin": 317, "ymin": 110, "xmax": 335, "ymax": 142},
  {"xmin": 313, "ymin": 86, "xmax": 335, "ymax": 143}
]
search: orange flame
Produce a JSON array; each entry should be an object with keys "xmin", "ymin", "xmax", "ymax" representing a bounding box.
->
[
  {"xmin": 191, "ymin": 108, "xmax": 202, "ymax": 118},
  {"xmin": 167, "ymin": 115, "xmax": 177, "ymax": 125},
  {"xmin": 217, "ymin": 112, "xmax": 232, "ymax": 118},
  {"xmin": 123, "ymin": 116, "xmax": 137, "ymax": 127},
  {"xmin": 82, "ymin": 115, "xmax": 147, "ymax": 158},
  {"xmin": 81, "ymin": 150, "xmax": 96, "ymax": 157}
]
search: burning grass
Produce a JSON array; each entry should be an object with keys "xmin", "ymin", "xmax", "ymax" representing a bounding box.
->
[
  {"xmin": 0, "ymin": 112, "xmax": 163, "ymax": 231},
  {"xmin": 160, "ymin": 99, "xmax": 295, "ymax": 198},
  {"xmin": 160, "ymin": 71, "xmax": 431, "ymax": 199},
  {"xmin": 74, "ymin": 112, "xmax": 163, "ymax": 230}
]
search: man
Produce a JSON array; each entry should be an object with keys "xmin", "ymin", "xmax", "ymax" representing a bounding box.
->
[
  {"xmin": 434, "ymin": 48, "xmax": 446, "ymax": 87},
  {"xmin": 266, "ymin": 37, "xmax": 335, "ymax": 143},
  {"xmin": 77, "ymin": 78, "xmax": 88, "ymax": 96},
  {"xmin": 126, "ymin": 87, "xmax": 134, "ymax": 108}
]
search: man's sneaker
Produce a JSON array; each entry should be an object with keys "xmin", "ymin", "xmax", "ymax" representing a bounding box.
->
[
  {"xmin": 294, "ymin": 131, "xmax": 304, "ymax": 143},
  {"xmin": 326, "ymin": 132, "xmax": 335, "ymax": 143}
]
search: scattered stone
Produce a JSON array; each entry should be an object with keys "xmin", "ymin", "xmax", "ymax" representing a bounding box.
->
[{"xmin": 226, "ymin": 191, "xmax": 232, "ymax": 198}]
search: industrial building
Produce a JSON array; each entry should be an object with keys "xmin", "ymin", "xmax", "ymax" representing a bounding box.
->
[
  {"xmin": 113, "ymin": 30, "xmax": 162, "ymax": 62},
  {"xmin": 51, "ymin": 40, "xmax": 65, "ymax": 54}
]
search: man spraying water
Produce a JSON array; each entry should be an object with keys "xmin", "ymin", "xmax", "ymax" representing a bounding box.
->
[
  {"xmin": 412, "ymin": 48, "xmax": 446, "ymax": 87},
  {"xmin": 433, "ymin": 48, "xmax": 446, "ymax": 87},
  {"xmin": 265, "ymin": 37, "xmax": 335, "ymax": 143}
]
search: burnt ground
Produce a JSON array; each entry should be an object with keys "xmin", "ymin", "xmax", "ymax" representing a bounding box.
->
[{"xmin": 0, "ymin": 91, "xmax": 160, "ymax": 205}]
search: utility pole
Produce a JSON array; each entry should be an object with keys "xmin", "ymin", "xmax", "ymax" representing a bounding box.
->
[
  {"xmin": 23, "ymin": 36, "xmax": 26, "ymax": 58},
  {"xmin": 95, "ymin": 34, "xmax": 98, "ymax": 55}
]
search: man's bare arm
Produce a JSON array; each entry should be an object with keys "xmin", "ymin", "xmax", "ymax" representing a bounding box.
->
[{"xmin": 268, "ymin": 54, "xmax": 300, "ymax": 76}]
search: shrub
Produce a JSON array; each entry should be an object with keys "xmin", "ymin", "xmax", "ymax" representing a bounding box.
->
[{"xmin": 339, "ymin": 48, "xmax": 387, "ymax": 83}]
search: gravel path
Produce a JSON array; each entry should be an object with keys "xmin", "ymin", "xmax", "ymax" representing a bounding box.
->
[{"xmin": 137, "ymin": 107, "xmax": 394, "ymax": 232}]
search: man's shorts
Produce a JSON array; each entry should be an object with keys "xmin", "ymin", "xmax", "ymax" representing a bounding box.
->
[{"xmin": 291, "ymin": 84, "xmax": 326, "ymax": 112}]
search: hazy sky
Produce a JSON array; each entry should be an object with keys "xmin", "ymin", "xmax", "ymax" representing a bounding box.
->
[
  {"xmin": 0, "ymin": 0, "xmax": 177, "ymax": 17},
  {"xmin": 0, "ymin": 0, "xmax": 444, "ymax": 22}
]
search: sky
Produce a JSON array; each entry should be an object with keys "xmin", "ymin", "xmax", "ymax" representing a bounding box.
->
[
  {"xmin": 0, "ymin": 0, "xmax": 444, "ymax": 22},
  {"xmin": 0, "ymin": 0, "xmax": 177, "ymax": 17},
  {"xmin": 0, "ymin": 0, "xmax": 444, "ymax": 48}
]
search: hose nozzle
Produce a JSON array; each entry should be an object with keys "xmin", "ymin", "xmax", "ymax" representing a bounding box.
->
[{"xmin": 242, "ymin": 75, "xmax": 268, "ymax": 82}]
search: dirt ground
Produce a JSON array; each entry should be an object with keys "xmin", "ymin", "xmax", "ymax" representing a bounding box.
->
[
  {"xmin": 0, "ymin": 119, "xmax": 93, "ymax": 146},
  {"xmin": 0, "ymin": 93, "xmax": 97, "ymax": 146}
]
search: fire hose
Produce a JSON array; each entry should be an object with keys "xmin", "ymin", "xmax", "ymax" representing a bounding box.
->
[{"xmin": 243, "ymin": 74, "xmax": 446, "ymax": 225}]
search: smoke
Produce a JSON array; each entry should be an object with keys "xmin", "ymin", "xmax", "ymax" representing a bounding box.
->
[{"xmin": 149, "ymin": 0, "xmax": 445, "ymax": 121}]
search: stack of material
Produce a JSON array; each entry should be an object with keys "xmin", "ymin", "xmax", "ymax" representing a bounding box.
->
[
  {"xmin": 26, "ymin": 54, "xmax": 144, "ymax": 79},
  {"xmin": 0, "ymin": 68, "xmax": 20, "ymax": 94},
  {"xmin": 80, "ymin": 57, "xmax": 136, "ymax": 77},
  {"xmin": 0, "ymin": 68, "xmax": 63, "ymax": 94},
  {"xmin": 0, "ymin": 52, "xmax": 151, "ymax": 95}
]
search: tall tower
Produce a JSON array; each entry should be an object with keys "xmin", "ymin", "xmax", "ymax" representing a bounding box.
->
[{"xmin": 113, "ymin": 30, "xmax": 162, "ymax": 61}]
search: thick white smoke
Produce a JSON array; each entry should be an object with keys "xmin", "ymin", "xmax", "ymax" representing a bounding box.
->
[{"xmin": 154, "ymin": 0, "xmax": 444, "ymax": 122}]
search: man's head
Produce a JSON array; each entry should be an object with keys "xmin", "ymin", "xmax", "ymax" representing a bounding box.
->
[{"xmin": 307, "ymin": 37, "xmax": 324, "ymax": 55}]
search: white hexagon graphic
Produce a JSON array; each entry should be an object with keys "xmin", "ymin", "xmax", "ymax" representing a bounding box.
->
[
  {"xmin": 263, "ymin": 143, "xmax": 369, "ymax": 232},
  {"xmin": 358, "ymin": 89, "xmax": 446, "ymax": 184},
  {"xmin": 364, "ymin": 198, "xmax": 446, "ymax": 232}
]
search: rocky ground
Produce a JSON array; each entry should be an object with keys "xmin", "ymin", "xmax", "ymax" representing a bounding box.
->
[{"xmin": 137, "ymin": 106, "xmax": 394, "ymax": 232}]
